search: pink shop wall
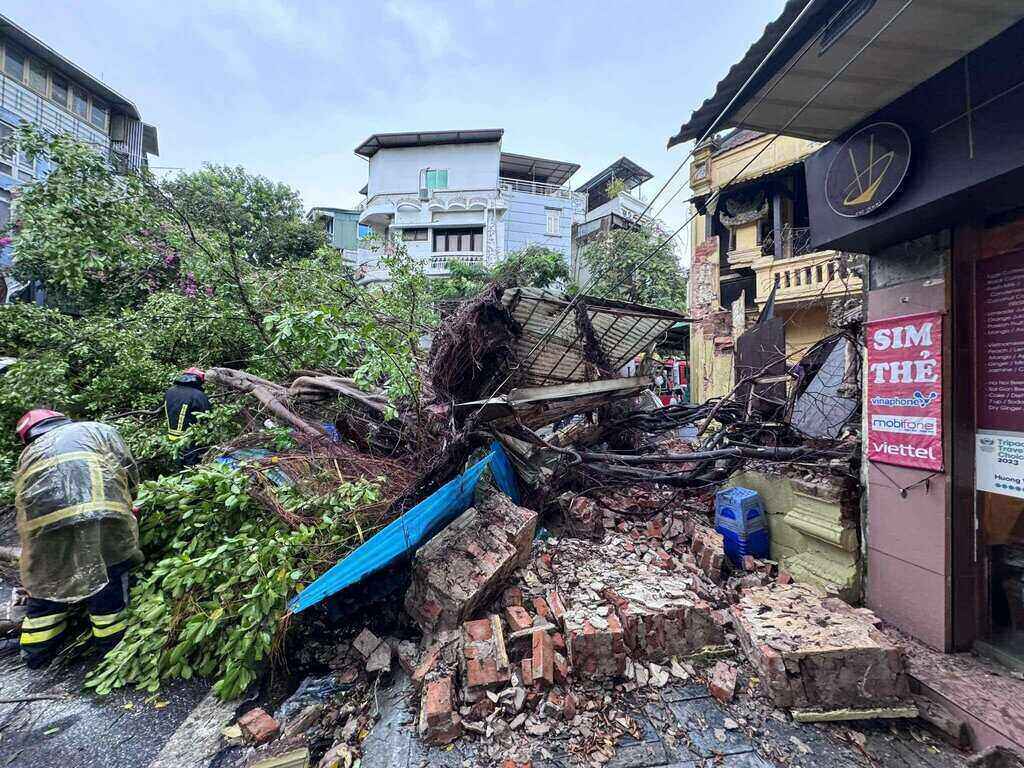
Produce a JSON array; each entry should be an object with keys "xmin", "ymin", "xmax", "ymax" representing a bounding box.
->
[{"xmin": 865, "ymin": 278, "xmax": 952, "ymax": 650}]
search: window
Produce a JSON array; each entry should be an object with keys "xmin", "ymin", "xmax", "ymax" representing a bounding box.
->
[
  {"xmin": 323, "ymin": 216, "xmax": 334, "ymax": 237},
  {"xmin": 0, "ymin": 192, "xmax": 10, "ymax": 230},
  {"xmin": 72, "ymin": 87, "xmax": 89, "ymax": 119},
  {"xmin": 546, "ymin": 208, "xmax": 560, "ymax": 236},
  {"xmin": 0, "ymin": 123, "xmax": 13, "ymax": 177},
  {"xmin": 3, "ymin": 44, "xmax": 25, "ymax": 82},
  {"xmin": 28, "ymin": 59, "xmax": 47, "ymax": 95},
  {"xmin": 433, "ymin": 227, "xmax": 483, "ymax": 253},
  {"xmin": 50, "ymin": 75, "xmax": 69, "ymax": 108},
  {"xmin": 0, "ymin": 122, "xmax": 37, "ymax": 181},
  {"xmin": 357, "ymin": 223, "xmax": 372, "ymax": 240},
  {"xmin": 402, "ymin": 228, "xmax": 428, "ymax": 241},
  {"xmin": 90, "ymin": 99, "xmax": 108, "ymax": 130},
  {"xmin": 424, "ymin": 169, "xmax": 448, "ymax": 191}
]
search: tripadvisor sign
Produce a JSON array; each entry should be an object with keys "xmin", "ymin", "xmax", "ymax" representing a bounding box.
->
[{"xmin": 825, "ymin": 122, "xmax": 911, "ymax": 218}]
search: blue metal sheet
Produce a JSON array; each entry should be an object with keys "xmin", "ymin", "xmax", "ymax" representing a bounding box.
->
[{"xmin": 288, "ymin": 443, "xmax": 519, "ymax": 613}]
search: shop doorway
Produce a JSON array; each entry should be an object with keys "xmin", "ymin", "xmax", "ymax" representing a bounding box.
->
[{"xmin": 970, "ymin": 216, "xmax": 1024, "ymax": 669}]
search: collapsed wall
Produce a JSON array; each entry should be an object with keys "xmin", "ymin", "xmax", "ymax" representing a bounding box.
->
[
  {"xmin": 405, "ymin": 492, "xmax": 538, "ymax": 634},
  {"xmin": 537, "ymin": 534, "xmax": 726, "ymax": 679},
  {"xmin": 731, "ymin": 582, "xmax": 911, "ymax": 711}
]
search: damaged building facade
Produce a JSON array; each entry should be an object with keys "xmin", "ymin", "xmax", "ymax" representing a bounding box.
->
[
  {"xmin": 686, "ymin": 129, "xmax": 863, "ymax": 405},
  {"xmin": 671, "ymin": 0, "xmax": 1024, "ymax": 752}
]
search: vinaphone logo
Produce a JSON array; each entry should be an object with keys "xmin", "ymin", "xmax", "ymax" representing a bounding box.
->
[{"xmin": 826, "ymin": 122, "xmax": 911, "ymax": 218}]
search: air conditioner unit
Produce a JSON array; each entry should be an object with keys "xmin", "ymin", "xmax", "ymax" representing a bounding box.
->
[{"xmin": 419, "ymin": 185, "xmax": 429, "ymax": 201}]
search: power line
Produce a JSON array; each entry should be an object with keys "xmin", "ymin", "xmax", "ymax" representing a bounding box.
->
[{"xmin": 469, "ymin": 0, "xmax": 914, "ymax": 417}]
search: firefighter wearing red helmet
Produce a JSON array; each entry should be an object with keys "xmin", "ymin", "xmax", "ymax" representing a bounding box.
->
[
  {"xmin": 164, "ymin": 367, "xmax": 211, "ymax": 467},
  {"xmin": 1, "ymin": 410, "xmax": 142, "ymax": 668}
]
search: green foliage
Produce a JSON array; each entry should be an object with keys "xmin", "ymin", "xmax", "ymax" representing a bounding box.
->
[
  {"xmin": 86, "ymin": 464, "xmax": 383, "ymax": 699},
  {"xmin": 5, "ymin": 125, "xmax": 173, "ymax": 311},
  {"xmin": 430, "ymin": 244, "xmax": 570, "ymax": 300},
  {"xmin": 160, "ymin": 164, "xmax": 326, "ymax": 267},
  {"xmin": 604, "ymin": 178, "xmax": 628, "ymax": 198},
  {"xmin": 579, "ymin": 223, "xmax": 687, "ymax": 311}
]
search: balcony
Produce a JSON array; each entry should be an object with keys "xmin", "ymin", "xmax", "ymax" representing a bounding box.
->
[
  {"xmin": 753, "ymin": 248, "xmax": 863, "ymax": 307},
  {"xmin": 358, "ymin": 189, "xmax": 503, "ymax": 226},
  {"xmin": 761, "ymin": 225, "xmax": 813, "ymax": 259},
  {"xmin": 498, "ymin": 177, "xmax": 572, "ymax": 199}
]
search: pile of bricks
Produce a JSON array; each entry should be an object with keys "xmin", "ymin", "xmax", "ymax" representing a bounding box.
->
[
  {"xmin": 405, "ymin": 492, "xmax": 538, "ymax": 633},
  {"xmin": 731, "ymin": 582, "xmax": 911, "ymax": 710},
  {"xmin": 546, "ymin": 535, "xmax": 725, "ymax": 679}
]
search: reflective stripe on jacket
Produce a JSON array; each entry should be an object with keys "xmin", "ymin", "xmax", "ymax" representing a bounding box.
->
[
  {"xmin": 14, "ymin": 421, "xmax": 142, "ymax": 602},
  {"xmin": 164, "ymin": 383, "xmax": 211, "ymax": 441}
]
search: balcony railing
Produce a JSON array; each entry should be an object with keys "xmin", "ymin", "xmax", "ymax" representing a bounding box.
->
[
  {"xmin": 762, "ymin": 225, "xmax": 814, "ymax": 259},
  {"xmin": 498, "ymin": 177, "xmax": 572, "ymax": 198},
  {"xmin": 756, "ymin": 250, "xmax": 863, "ymax": 306}
]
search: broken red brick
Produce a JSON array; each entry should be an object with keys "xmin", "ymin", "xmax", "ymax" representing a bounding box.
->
[
  {"xmin": 551, "ymin": 632, "xmax": 566, "ymax": 653},
  {"xmin": 708, "ymin": 661, "xmax": 738, "ymax": 704},
  {"xmin": 566, "ymin": 496, "xmax": 603, "ymax": 538},
  {"xmin": 547, "ymin": 590, "xmax": 566, "ymax": 628},
  {"xmin": 411, "ymin": 643, "xmax": 443, "ymax": 688},
  {"xmin": 418, "ymin": 677, "xmax": 461, "ymax": 745},
  {"xmin": 238, "ymin": 708, "xmax": 279, "ymax": 745},
  {"xmin": 553, "ymin": 650, "xmax": 570, "ymax": 685},
  {"xmin": 520, "ymin": 657, "xmax": 533, "ymax": 685},
  {"xmin": 742, "ymin": 555, "xmax": 757, "ymax": 572},
  {"xmin": 532, "ymin": 596, "xmax": 551, "ymax": 621},
  {"xmin": 502, "ymin": 586, "xmax": 523, "ymax": 607},
  {"xmin": 778, "ymin": 571, "xmax": 793, "ymax": 585},
  {"xmin": 462, "ymin": 617, "xmax": 510, "ymax": 693},
  {"xmin": 532, "ymin": 628, "xmax": 554, "ymax": 687},
  {"xmin": 505, "ymin": 605, "xmax": 533, "ymax": 633}
]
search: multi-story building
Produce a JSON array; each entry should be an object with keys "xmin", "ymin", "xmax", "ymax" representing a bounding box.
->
[
  {"xmin": 353, "ymin": 129, "xmax": 580, "ymax": 282},
  {"xmin": 571, "ymin": 156, "xmax": 654, "ymax": 283},
  {"xmin": 686, "ymin": 129, "xmax": 862, "ymax": 403},
  {"xmin": 0, "ymin": 14, "xmax": 159, "ymax": 299},
  {"xmin": 307, "ymin": 206, "xmax": 369, "ymax": 259}
]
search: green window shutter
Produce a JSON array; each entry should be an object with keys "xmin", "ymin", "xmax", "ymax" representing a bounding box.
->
[{"xmin": 425, "ymin": 169, "xmax": 448, "ymax": 191}]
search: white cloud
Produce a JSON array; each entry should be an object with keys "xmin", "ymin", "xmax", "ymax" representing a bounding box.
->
[
  {"xmin": 384, "ymin": 0, "xmax": 456, "ymax": 61},
  {"xmin": 204, "ymin": 0, "xmax": 338, "ymax": 59}
]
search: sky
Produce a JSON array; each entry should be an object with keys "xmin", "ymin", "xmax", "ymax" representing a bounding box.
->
[{"xmin": 4, "ymin": 0, "xmax": 786, "ymax": 266}]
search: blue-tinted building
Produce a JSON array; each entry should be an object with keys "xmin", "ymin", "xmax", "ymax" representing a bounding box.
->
[{"xmin": 0, "ymin": 13, "xmax": 159, "ymax": 299}]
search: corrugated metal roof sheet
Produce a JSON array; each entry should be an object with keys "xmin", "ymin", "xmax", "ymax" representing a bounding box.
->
[{"xmin": 501, "ymin": 288, "xmax": 687, "ymax": 387}]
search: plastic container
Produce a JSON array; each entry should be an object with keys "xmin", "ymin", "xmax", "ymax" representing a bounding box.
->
[{"xmin": 714, "ymin": 487, "xmax": 769, "ymax": 565}]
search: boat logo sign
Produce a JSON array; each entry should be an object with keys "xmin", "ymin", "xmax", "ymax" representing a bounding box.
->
[{"xmin": 825, "ymin": 122, "xmax": 911, "ymax": 218}]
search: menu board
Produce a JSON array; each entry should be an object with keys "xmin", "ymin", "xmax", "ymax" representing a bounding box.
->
[
  {"xmin": 977, "ymin": 251, "xmax": 1024, "ymax": 432},
  {"xmin": 976, "ymin": 250, "xmax": 1024, "ymax": 498},
  {"xmin": 866, "ymin": 312, "xmax": 943, "ymax": 471}
]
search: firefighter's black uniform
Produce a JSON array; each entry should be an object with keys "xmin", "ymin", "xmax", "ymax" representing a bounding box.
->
[{"xmin": 164, "ymin": 376, "xmax": 211, "ymax": 466}]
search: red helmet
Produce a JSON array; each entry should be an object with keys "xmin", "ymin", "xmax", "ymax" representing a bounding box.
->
[
  {"xmin": 16, "ymin": 409, "xmax": 66, "ymax": 443},
  {"xmin": 180, "ymin": 367, "xmax": 205, "ymax": 382}
]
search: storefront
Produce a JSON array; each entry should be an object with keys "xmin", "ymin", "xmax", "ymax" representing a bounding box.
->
[{"xmin": 803, "ymin": 18, "xmax": 1024, "ymax": 664}]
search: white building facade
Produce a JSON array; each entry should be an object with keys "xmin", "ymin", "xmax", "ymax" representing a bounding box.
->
[{"xmin": 353, "ymin": 129, "xmax": 581, "ymax": 282}]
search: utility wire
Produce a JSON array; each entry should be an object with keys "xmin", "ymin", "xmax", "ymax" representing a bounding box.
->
[{"xmin": 470, "ymin": 0, "xmax": 914, "ymax": 417}]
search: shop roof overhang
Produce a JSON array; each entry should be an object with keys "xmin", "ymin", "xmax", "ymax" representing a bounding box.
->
[
  {"xmin": 499, "ymin": 152, "xmax": 579, "ymax": 187},
  {"xmin": 354, "ymin": 129, "xmax": 504, "ymax": 158},
  {"xmin": 668, "ymin": 0, "xmax": 1024, "ymax": 146},
  {"xmin": 690, "ymin": 157, "xmax": 805, "ymax": 210},
  {"xmin": 576, "ymin": 157, "xmax": 654, "ymax": 194}
]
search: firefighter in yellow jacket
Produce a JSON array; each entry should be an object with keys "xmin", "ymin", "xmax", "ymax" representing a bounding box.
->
[{"xmin": 4, "ymin": 410, "xmax": 143, "ymax": 668}]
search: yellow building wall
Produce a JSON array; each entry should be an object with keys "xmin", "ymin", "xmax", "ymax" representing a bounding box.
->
[{"xmin": 778, "ymin": 304, "xmax": 830, "ymax": 359}]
